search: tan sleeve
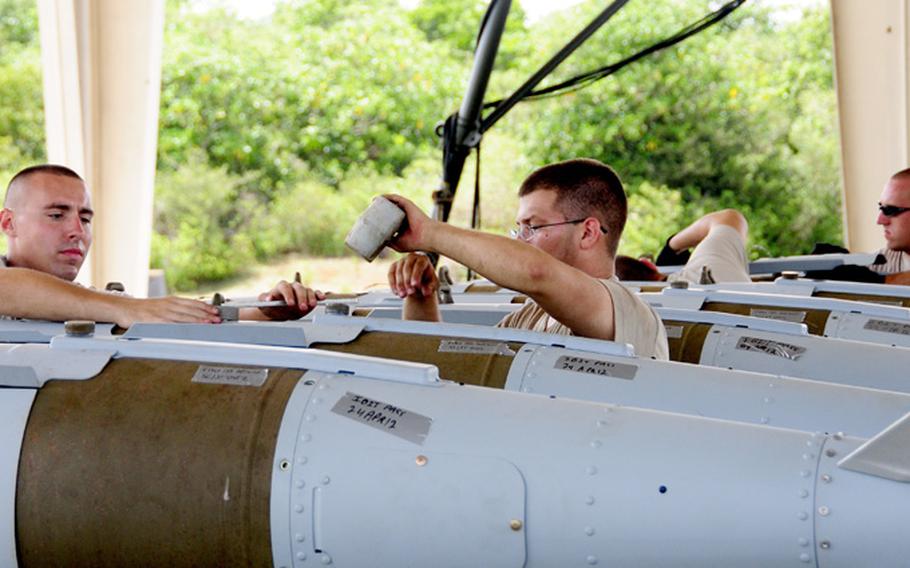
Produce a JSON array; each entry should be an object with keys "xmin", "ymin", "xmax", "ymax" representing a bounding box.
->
[
  {"xmin": 496, "ymin": 302, "xmax": 531, "ymax": 329},
  {"xmin": 670, "ymin": 225, "xmax": 750, "ymax": 284},
  {"xmin": 600, "ymin": 279, "xmax": 669, "ymax": 360}
]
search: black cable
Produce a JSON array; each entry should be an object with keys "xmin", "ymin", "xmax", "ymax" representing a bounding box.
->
[
  {"xmin": 479, "ymin": 0, "xmax": 630, "ymax": 135},
  {"xmin": 479, "ymin": 0, "xmax": 746, "ymax": 127}
]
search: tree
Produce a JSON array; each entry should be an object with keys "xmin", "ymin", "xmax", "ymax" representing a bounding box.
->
[{"xmin": 499, "ymin": 0, "xmax": 841, "ymax": 256}]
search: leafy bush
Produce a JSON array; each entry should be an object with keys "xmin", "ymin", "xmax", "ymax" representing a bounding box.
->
[
  {"xmin": 505, "ymin": 0, "xmax": 842, "ymax": 255},
  {"xmin": 0, "ymin": 0, "xmax": 846, "ymax": 287},
  {"xmin": 151, "ymin": 159, "xmax": 259, "ymax": 290},
  {"xmin": 621, "ymin": 182, "xmax": 685, "ymax": 257}
]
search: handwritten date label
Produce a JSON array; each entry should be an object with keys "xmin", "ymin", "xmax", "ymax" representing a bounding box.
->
[
  {"xmin": 864, "ymin": 319, "xmax": 910, "ymax": 335},
  {"xmin": 192, "ymin": 365, "xmax": 268, "ymax": 387},
  {"xmin": 554, "ymin": 355, "xmax": 637, "ymax": 380},
  {"xmin": 331, "ymin": 392, "xmax": 432, "ymax": 445},
  {"xmin": 749, "ymin": 308, "xmax": 807, "ymax": 323}
]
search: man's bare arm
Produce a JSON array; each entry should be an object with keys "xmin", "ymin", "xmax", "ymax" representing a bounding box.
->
[
  {"xmin": 0, "ymin": 267, "xmax": 221, "ymax": 327},
  {"xmin": 668, "ymin": 209, "xmax": 748, "ymax": 252},
  {"xmin": 385, "ymin": 195, "xmax": 615, "ymax": 339}
]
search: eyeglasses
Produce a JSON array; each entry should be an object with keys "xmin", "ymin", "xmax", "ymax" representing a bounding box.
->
[
  {"xmin": 509, "ymin": 218, "xmax": 607, "ymax": 240},
  {"xmin": 879, "ymin": 203, "xmax": 910, "ymax": 218}
]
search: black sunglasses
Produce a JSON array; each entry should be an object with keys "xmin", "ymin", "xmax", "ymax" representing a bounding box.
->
[{"xmin": 879, "ymin": 203, "xmax": 910, "ymax": 218}]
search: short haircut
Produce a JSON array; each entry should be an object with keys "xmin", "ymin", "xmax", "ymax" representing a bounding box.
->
[
  {"xmin": 615, "ymin": 255, "xmax": 663, "ymax": 281},
  {"xmin": 519, "ymin": 158, "xmax": 627, "ymax": 255},
  {"xmin": 4, "ymin": 164, "xmax": 84, "ymax": 206}
]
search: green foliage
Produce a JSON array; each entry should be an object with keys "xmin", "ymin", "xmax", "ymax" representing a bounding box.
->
[
  {"xmin": 620, "ymin": 182, "xmax": 685, "ymax": 257},
  {"xmin": 506, "ymin": 0, "xmax": 842, "ymax": 256},
  {"xmin": 160, "ymin": 0, "xmax": 463, "ymax": 191},
  {"xmin": 151, "ymin": 159, "xmax": 260, "ymax": 290},
  {"xmin": 0, "ymin": 0, "xmax": 845, "ymax": 287},
  {"xmin": 0, "ymin": 0, "xmax": 44, "ymax": 171},
  {"xmin": 0, "ymin": 0, "xmax": 38, "ymax": 49},
  {"xmin": 153, "ymin": 152, "xmax": 437, "ymax": 291},
  {"xmin": 258, "ymin": 167, "xmax": 432, "ymax": 259},
  {"xmin": 409, "ymin": 0, "xmax": 529, "ymax": 68}
]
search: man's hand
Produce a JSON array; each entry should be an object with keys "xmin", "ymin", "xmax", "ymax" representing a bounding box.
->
[
  {"xmin": 256, "ymin": 280, "xmax": 326, "ymax": 321},
  {"xmin": 114, "ymin": 296, "xmax": 221, "ymax": 328},
  {"xmin": 389, "ymin": 253, "xmax": 438, "ymax": 299},
  {"xmin": 383, "ymin": 194, "xmax": 436, "ymax": 253},
  {"xmin": 388, "ymin": 252, "xmax": 441, "ymax": 322}
]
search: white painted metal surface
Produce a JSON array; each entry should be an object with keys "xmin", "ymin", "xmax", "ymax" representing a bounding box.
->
[
  {"xmin": 773, "ymin": 277, "xmax": 910, "ymax": 299},
  {"xmin": 643, "ymin": 288, "xmax": 910, "ymax": 348},
  {"xmin": 0, "ymin": 320, "xmax": 116, "ymax": 344},
  {"xmin": 0, "ymin": 389, "xmax": 36, "ymax": 568},
  {"xmin": 839, "ymin": 412, "xmax": 910, "ymax": 482},
  {"xmin": 124, "ymin": 315, "xmax": 635, "ymax": 356},
  {"xmin": 699, "ymin": 324, "xmax": 910, "ymax": 393},
  {"xmin": 123, "ymin": 321, "xmax": 353, "ymax": 349},
  {"xmin": 655, "ymin": 307, "xmax": 809, "ymax": 335},
  {"xmin": 816, "ymin": 433, "xmax": 907, "ymax": 566},
  {"xmin": 505, "ymin": 344, "xmax": 910, "ymax": 437},
  {"xmin": 822, "ymin": 311, "xmax": 910, "ymax": 347},
  {"xmin": 665, "ymin": 278, "xmax": 910, "ymax": 302},
  {"xmin": 269, "ymin": 368, "xmax": 910, "ymax": 567},
  {"xmin": 647, "ymin": 288, "xmax": 910, "ymax": 319},
  {"xmin": 333, "ymin": 303, "xmax": 521, "ymax": 326},
  {"xmin": 312, "ymin": 314, "xmax": 634, "ymax": 355},
  {"xmin": 49, "ymin": 335, "xmax": 441, "ymax": 386},
  {"xmin": 0, "ymin": 344, "xmax": 113, "ymax": 386}
]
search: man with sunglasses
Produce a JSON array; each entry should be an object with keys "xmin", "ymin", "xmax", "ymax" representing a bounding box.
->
[
  {"xmin": 614, "ymin": 209, "xmax": 750, "ymax": 284},
  {"xmin": 385, "ymin": 158, "xmax": 668, "ymax": 360},
  {"xmin": 869, "ymin": 169, "xmax": 910, "ymax": 281},
  {"xmin": 800, "ymin": 169, "xmax": 910, "ymax": 284}
]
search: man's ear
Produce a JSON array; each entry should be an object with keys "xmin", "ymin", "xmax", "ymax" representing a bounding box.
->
[
  {"xmin": 579, "ymin": 217, "xmax": 604, "ymax": 250},
  {"xmin": 0, "ymin": 208, "xmax": 15, "ymax": 237}
]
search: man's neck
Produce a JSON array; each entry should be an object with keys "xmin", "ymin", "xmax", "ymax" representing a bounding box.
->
[{"xmin": 573, "ymin": 253, "xmax": 615, "ymax": 280}]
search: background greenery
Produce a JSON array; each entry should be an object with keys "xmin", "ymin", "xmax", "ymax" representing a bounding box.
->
[{"xmin": 0, "ymin": 0, "xmax": 842, "ymax": 290}]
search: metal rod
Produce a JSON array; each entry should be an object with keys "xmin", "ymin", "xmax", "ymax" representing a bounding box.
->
[
  {"xmin": 433, "ymin": 0, "xmax": 511, "ymax": 223},
  {"xmin": 456, "ymin": 0, "xmax": 512, "ymax": 145}
]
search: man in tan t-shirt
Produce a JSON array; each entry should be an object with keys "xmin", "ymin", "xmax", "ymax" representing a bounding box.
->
[
  {"xmin": 385, "ymin": 158, "xmax": 668, "ymax": 360},
  {"xmin": 615, "ymin": 209, "xmax": 750, "ymax": 285},
  {"xmin": 0, "ymin": 164, "xmax": 323, "ymax": 326}
]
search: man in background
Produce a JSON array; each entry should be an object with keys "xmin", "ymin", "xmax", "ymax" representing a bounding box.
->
[
  {"xmin": 615, "ymin": 209, "xmax": 750, "ymax": 284},
  {"xmin": 869, "ymin": 168, "xmax": 910, "ymax": 284}
]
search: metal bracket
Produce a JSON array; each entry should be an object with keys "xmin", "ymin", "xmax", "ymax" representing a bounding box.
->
[{"xmin": 50, "ymin": 335, "xmax": 441, "ymax": 386}]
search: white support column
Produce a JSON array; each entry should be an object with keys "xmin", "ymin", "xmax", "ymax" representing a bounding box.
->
[
  {"xmin": 37, "ymin": 0, "xmax": 164, "ymax": 296},
  {"xmin": 831, "ymin": 0, "xmax": 910, "ymax": 252}
]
